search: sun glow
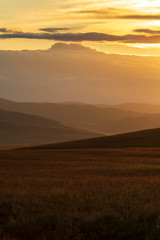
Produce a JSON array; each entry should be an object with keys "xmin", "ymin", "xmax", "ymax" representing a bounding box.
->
[
  {"xmin": 149, "ymin": 21, "xmax": 160, "ymax": 27},
  {"xmin": 130, "ymin": 43, "xmax": 160, "ymax": 48},
  {"xmin": 132, "ymin": 0, "xmax": 160, "ymax": 8}
]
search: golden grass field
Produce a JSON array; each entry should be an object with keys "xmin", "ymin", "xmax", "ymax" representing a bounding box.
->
[{"xmin": 0, "ymin": 147, "xmax": 160, "ymax": 239}]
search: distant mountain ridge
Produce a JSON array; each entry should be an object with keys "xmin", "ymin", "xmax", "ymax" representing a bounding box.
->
[
  {"xmin": 96, "ymin": 103, "xmax": 160, "ymax": 114},
  {"xmin": 0, "ymin": 98, "xmax": 144, "ymax": 134},
  {"xmin": 0, "ymin": 109, "xmax": 102, "ymax": 144},
  {"xmin": 1, "ymin": 98, "xmax": 160, "ymax": 135}
]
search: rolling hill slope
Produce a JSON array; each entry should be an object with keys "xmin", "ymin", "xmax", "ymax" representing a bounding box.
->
[
  {"xmin": 2, "ymin": 98, "xmax": 160, "ymax": 135},
  {"xmin": 0, "ymin": 110, "xmax": 102, "ymax": 144},
  {"xmin": 27, "ymin": 128, "xmax": 160, "ymax": 149},
  {"xmin": 0, "ymin": 98, "xmax": 143, "ymax": 134}
]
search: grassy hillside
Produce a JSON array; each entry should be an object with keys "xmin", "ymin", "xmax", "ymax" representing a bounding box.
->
[
  {"xmin": 0, "ymin": 110, "xmax": 102, "ymax": 144},
  {"xmin": 27, "ymin": 128, "xmax": 160, "ymax": 149},
  {"xmin": 1, "ymin": 148, "xmax": 160, "ymax": 240}
]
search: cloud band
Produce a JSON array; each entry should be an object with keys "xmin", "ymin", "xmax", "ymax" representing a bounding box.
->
[{"xmin": 1, "ymin": 31, "xmax": 160, "ymax": 43}]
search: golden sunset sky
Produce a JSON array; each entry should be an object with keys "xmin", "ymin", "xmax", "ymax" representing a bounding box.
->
[
  {"xmin": 1, "ymin": 0, "xmax": 160, "ymax": 55},
  {"xmin": 1, "ymin": 0, "xmax": 160, "ymax": 104}
]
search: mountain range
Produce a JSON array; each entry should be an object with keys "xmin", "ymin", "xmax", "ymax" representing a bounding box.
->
[
  {"xmin": 1, "ymin": 98, "xmax": 160, "ymax": 136},
  {"xmin": 0, "ymin": 109, "xmax": 102, "ymax": 144},
  {"xmin": 97, "ymin": 103, "xmax": 160, "ymax": 114}
]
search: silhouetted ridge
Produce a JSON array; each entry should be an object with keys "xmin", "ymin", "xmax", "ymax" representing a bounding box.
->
[{"xmin": 26, "ymin": 128, "xmax": 160, "ymax": 149}]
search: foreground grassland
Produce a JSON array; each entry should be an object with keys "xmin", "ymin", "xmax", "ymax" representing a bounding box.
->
[{"xmin": 0, "ymin": 148, "xmax": 160, "ymax": 239}]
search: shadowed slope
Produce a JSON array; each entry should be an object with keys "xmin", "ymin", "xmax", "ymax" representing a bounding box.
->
[
  {"xmin": 26, "ymin": 128, "xmax": 160, "ymax": 149},
  {"xmin": 0, "ymin": 110, "xmax": 102, "ymax": 144}
]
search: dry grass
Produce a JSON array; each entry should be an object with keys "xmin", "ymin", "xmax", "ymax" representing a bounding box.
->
[{"xmin": 0, "ymin": 148, "xmax": 160, "ymax": 239}]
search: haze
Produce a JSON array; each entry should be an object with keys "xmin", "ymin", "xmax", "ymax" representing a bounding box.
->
[
  {"xmin": 0, "ymin": 43, "xmax": 160, "ymax": 104},
  {"xmin": 1, "ymin": 0, "xmax": 160, "ymax": 103}
]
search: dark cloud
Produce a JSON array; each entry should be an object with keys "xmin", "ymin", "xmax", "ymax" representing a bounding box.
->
[
  {"xmin": 134, "ymin": 28, "xmax": 160, "ymax": 34},
  {"xmin": 1, "ymin": 31, "xmax": 160, "ymax": 43},
  {"xmin": 119, "ymin": 14, "xmax": 160, "ymax": 20},
  {"xmin": 0, "ymin": 28, "xmax": 8, "ymax": 33},
  {"xmin": 0, "ymin": 28, "xmax": 22, "ymax": 34},
  {"xmin": 74, "ymin": 9, "xmax": 160, "ymax": 20},
  {"xmin": 0, "ymin": 32, "xmax": 125, "ymax": 42},
  {"xmin": 77, "ymin": 9, "xmax": 116, "ymax": 15},
  {"xmin": 39, "ymin": 27, "xmax": 71, "ymax": 33}
]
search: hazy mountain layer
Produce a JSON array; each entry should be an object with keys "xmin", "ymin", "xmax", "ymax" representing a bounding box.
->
[
  {"xmin": 0, "ymin": 98, "xmax": 143, "ymax": 134},
  {"xmin": 113, "ymin": 103, "xmax": 160, "ymax": 114},
  {"xmin": 0, "ymin": 110, "xmax": 102, "ymax": 144}
]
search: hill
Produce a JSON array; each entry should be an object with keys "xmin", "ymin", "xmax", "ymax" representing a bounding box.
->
[
  {"xmin": 116, "ymin": 103, "xmax": 160, "ymax": 114},
  {"xmin": 27, "ymin": 128, "xmax": 160, "ymax": 149},
  {"xmin": 0, "ymin": 98, "xmax": 143, "ymax": 134},
  {"xmin": 0, "ymin": 110, "xmax": 102, "ymax": 144},
  {"xmin": 106, "ymin": 114, "xmax": 160, "ymax": 134},
  {"xmin": 2, "ymin": 98, "xmax": 160, "ymax": 135},
  {"xmin": 97, "ymin": 103, "xmax": 160, "ymax": 114}
]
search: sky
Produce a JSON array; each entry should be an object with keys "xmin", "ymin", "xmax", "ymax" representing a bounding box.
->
[
  {"xmin": 1, "ymin": 0, "xmax": 160, "ymax": 55},
  {"xmin": 1, "ymin": 0, "xmax": 160, "ymax": 104},
  {"xmin": 1, "ymin": 43, "xmax": 160, "ymax": 104}
]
